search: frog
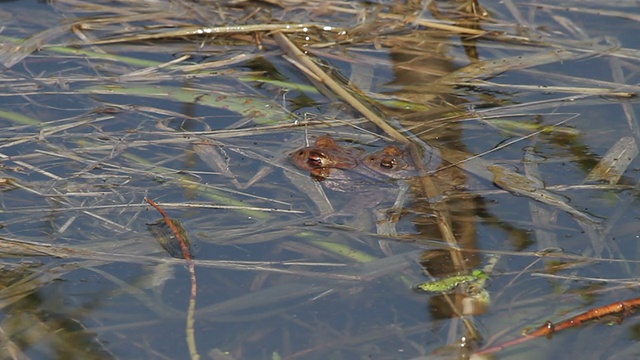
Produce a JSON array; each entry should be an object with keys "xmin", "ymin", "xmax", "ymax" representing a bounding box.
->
[
  {"xmin": 290, "ymin": 136, "xmax": 423, "ymax": 235},
  {"xmin": 359, "ymin": 144, "xmax": 417, "ymax": 180},
  {"xmin": 290, "ymin": 135, "xmax": 363, "ymax": 180},
  {"xmin": 291, "ymin": 135, "xmax": 416, "ymax": 181}
]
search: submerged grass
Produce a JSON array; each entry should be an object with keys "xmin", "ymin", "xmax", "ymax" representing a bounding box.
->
[{"xmin": 0, "ymin": 0, "xmax": 639, "ymax": 359}]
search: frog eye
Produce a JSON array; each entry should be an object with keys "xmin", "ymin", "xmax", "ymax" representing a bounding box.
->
[
  {"xmin": 307, "ymin": 150, "xmax": 326, "ymax": 167},
  {"xmin": 380, "ymin": 157, "xmax": 397, "ymax": 169}
]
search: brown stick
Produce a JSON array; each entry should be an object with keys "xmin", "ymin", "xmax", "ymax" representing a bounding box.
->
[
  {"xmin": 145, "ymin": 198, "xmax": 200, "ymax": 360},
  {"xmin": 271, "ymin": 31, "xmax": 463, "ymax": 262},
  {"xmin": 474, "ymin": 297, "xmax": 640, "ymax": 356},
  {"xmin": 272, "ymin": 31, "xmax": 473, "ymax": 340}
]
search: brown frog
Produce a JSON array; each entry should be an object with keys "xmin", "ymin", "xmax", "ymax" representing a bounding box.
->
[
  {"xmin": 360, "ymin": 145, "xmax": 416, "ymax": 180},
  {"xmin": 291, "ymin": 135, "xmax": 363, "ymax": 180},
  {"xmin": 291, "ymin": 136, "xmax": 418, "ymax": 232},
  {"xmin": 291, "ymin": 135, "xmax": 416, "ymax": 181}
]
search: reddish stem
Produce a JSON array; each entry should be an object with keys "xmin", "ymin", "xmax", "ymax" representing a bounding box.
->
[
  {"xmin": 475, "ymin": 297, "xmax": 640, "ymax": 356},
  {"xmin": 145, "ymin": 197, "xmax": 193, "ymax": 260}
]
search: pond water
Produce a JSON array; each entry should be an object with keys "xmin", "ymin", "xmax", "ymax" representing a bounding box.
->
[{"xmin": 0, "ymin": 0, "xmax": 640, "ymax": 359}]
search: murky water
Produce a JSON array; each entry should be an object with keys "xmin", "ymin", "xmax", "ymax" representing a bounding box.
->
[{"xmin": 0, "ymin": 0, "xmax": 639, "ymax": 359}]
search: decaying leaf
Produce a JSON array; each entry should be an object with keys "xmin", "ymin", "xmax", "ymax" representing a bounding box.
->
[{"xmin": 586, "ymin": 136, "xmax": 638, "ymax": 184}]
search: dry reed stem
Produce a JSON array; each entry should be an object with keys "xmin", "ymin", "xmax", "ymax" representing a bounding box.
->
[{"xmin": 271, "ymin": 30, "xmax": 483, "ymax": 340}]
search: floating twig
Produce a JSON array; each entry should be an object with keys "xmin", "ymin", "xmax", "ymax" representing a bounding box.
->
[
  {"xmin": 145, "ymin": 198, "xmax": 200, "ymax": 360},
  {"xmin": 474, "ymin": 297, "xmax": 640, "ymax": 356}
]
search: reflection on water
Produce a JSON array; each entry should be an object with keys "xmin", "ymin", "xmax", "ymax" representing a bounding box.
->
[
  {"xmin": 0, "ymin": 0, "xmax": 639, "ymax": 359},
  {"xmin": 0, "ymin": 263, "xmax": 113, "ymax": 359},
  {"xmin": 378, "ymin": 17, "xmax": 492, "ymax": 328}
]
